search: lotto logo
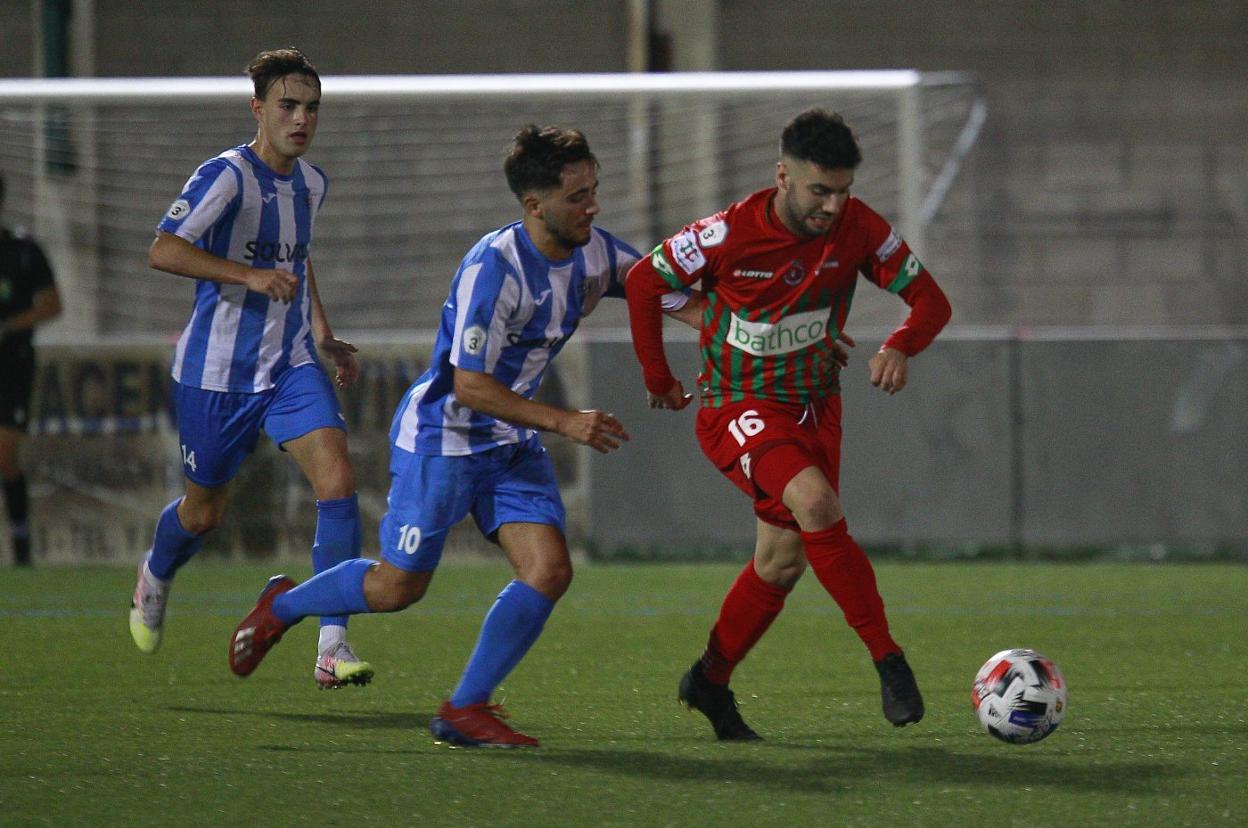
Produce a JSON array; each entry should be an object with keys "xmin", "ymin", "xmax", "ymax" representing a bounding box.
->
[{"xmin": 651, "ymin": 249, "xmax": 676, "ymax": 279}]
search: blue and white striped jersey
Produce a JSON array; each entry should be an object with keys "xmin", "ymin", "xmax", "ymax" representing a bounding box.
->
[
  {"xmin": 391, "ymin": 222, "xmax": 640, "ymax": 456},
  {"xmin": 159, "ymin": 144, "xmax": 328, "ymax": 393}
]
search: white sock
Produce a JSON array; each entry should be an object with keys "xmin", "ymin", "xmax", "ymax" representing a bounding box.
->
[
  {"xmin": 141, "ymin": 557, "xmax": 171, "ymax": 593},
  {"xmin": 318, "ymin": 624, "xmax": 347, "ymax": 654}
]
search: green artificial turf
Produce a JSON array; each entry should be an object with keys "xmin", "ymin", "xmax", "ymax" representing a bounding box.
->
[{"xmin": 3, "ymin": 562, "xmax": 1245, "ymax": 826}]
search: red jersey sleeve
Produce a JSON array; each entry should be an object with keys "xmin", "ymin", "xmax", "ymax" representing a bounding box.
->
[
  {"xmin": 856, "ymin": 205, "xmax": 952, "ymax": 357},
  {"xmin": 625, "ymin": 250, "xmax": 680, "ymax": 395},
  {"xmin": 882, "ymin": 271, "xmax": 952, "ymax": 356},
  {"xmin": 625, "ymin": 213, "xmax": 726, "ymax": 395}
]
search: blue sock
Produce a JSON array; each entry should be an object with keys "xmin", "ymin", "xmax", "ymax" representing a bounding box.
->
[
  {"xmin": 311, "ymin": 494, "xmax": 362, "ymax": 628},
  {"xmin": 272, "ymin": 557, "xmax": 373, "ymax": 626},
  {"xmin": 146, "ymin": 498, "xmax": 203, "ymax": 580},
  {"xmin": 450, "ymin": 580, "xmax": 555, "ymax": 707}
]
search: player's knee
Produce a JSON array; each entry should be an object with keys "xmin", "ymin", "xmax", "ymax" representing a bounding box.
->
[
  {"xmin": 367, "ymin": 560, "xmax": 433, "ymax": 610},
  {"xmin": 179, "ymin": 503, "xmax": 225, "ymax": 535},
  {"xmin": 531, "ymin": 560, "xmax": 573, "ymax": 601},
  {"xmin": 376, "ymin": 579, "xmax": 426, "ymax": 611},
  {"xmin": 789, "ymin": 492, "xmax": 843, "ymax": 532}
]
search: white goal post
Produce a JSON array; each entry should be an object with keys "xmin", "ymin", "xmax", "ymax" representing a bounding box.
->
[{"xmin": 0, "ymin": 70, "xmax": 985, "ymax": 338}]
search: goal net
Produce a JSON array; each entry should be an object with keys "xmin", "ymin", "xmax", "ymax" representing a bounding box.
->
[
  {"xmin": 0, "ymin": 71, "xmax": 985, "ymax": 564},
  {"xmin": 0, "ymin": 71, "xmax": 985, "ymax": 338}
]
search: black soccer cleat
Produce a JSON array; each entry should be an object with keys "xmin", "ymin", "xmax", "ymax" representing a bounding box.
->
[
  {"xmin": 678, "ymin": 661, "xmax": 762, "ymax": 741},
  {"xmin": 875, "ymin": 651, "xmax": 925, "ymax": 727}
]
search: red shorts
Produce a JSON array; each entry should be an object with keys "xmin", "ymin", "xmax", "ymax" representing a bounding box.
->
[{"xmin": 695, "ymin": 396, "xmax": 842, "ymax": 531}]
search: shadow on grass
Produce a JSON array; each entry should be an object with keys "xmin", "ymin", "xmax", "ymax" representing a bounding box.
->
[
  {"xmin": 165, "ymin": 704, "xmax": 432, "ymax": 730},
  {"xmin": 491, "ymin": 743, "xmax": 1188, "ymax": 797}
]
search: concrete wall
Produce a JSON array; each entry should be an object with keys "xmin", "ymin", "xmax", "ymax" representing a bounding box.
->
[
  {"xmin": 584, "ymin": 334, "xmax": 1248, "ymax": 556},
  {"xmin": 724, "ymin": 1, "xmax": 1248, "ymax": 326},
  {"xmin": 14, "ymin": 334, "xmax": 1244, "ymax": 565},
  {"xmin": 87, "ymin": 0, "xmax": 633, "ymax": 75}
]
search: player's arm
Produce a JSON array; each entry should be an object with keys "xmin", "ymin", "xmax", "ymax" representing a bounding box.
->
[
  {"xmin": 452, "ymin": 368, "xmax": 629, "ymax": 455},
  {"xmin": 663, "ymin": 288, "xmax": 705, "ymax": 329},
  {"xmin": 305, "ymin": 258, "xmax": 359, "ymax": 389},
  {"xmin": 0, "ymin": 286, "xmax": 61, "ymax": 336},
  {"xmin": 625, "ymin": 240, "xmax": 708, "ymax": 410},
  {"xmin": 868, "ymin": 270, "xmax": 952, "ymax": 395},
  {"xmin": 858, "ymin": 213, "xmax": 952, "ymax": 394},
  {"xmin": 0, "ymin": 239, "xmax": 61, "ymax": 335},
  {"xmin": 1, "ymin": 237, "xmax": 62, "ymax": 336},
  {"xmin": 605, "ymin": 240, "xmax": 703, "ymax": 331},
  {"xmin": 148, "ymin": 231, "xmax": 298, "ymax": 303}
]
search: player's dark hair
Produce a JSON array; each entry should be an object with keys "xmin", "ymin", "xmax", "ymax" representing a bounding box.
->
[
  {"xmin": 780, "ymin": 108, "xmax": 862, "ymax": 170},
  {"xmin": 247, "ymin": 48, "xmax": 320, "ymax": 100},
  {"xmin": 504, "ymin": 124, "xmax": 597, "ymax": 200}
]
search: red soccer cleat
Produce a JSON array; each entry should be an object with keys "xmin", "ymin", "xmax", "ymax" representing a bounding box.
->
[
  {"xmin": 229, "ymin": 575, "xmax": 296, "ymax": 677},
  {"xmin": 429, "ymin": 701, "xmax": 539, "ymax": 748}
]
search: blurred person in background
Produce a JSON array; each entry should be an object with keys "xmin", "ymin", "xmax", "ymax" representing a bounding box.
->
[
  {"xmin": 627, "ymin": 108, "xmax": 951, "ymax": 740},
  {"xmin": 127, "ymin": 48, "xmax": 372, "ymax": 691},
  {"xmin": 228, "ymin": 123, "xmax": 701, "ymax": 748},
  {"xmin": 0, "ymin": 171, "xmax": 63, "ymax": 567}
]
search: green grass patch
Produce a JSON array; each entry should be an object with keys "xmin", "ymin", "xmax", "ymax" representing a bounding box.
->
[{"xmin": 3, "ymin": 562, "xmax": 1245, "ymax": 825}]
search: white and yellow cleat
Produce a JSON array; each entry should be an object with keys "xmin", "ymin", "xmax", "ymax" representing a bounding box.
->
[
  {"xmin": 128, "ymin": 555, "xmax": 169, "ymax": 654},
  {"xmin": 314, "ymin": 642, "xmax": 374, "ymax": 689}
]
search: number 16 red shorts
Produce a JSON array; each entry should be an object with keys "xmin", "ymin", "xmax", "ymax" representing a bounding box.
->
[{"xmin": 694, "ymin": 395, "xmax": 843, "ymax": 531}]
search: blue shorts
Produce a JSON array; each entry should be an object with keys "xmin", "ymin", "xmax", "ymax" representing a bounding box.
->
[
  {"xmin": 379, "ymin": 434, "xmax": 566, "ymax": 572},
  {"xmin": 173, "ymin": 363, "xmax": 345, "ymax": 487}
]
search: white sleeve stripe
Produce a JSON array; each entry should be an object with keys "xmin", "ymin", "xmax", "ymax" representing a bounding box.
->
[
  {"xmin": 176, "ymin": 164, "xmax": 240, "ymax": 244},
  {"xmin": 484, "ymin": 274, "xmax": 520, "ymax": 373},
  {"xmin": 449, "ymin": 263, "xmax": 483, "ymax": 363}
]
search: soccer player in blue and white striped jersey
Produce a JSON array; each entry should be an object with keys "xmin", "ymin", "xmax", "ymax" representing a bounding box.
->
[
  {"xmin": 229, "ymin": 124, "xmax": 700, "ymax": 746},
  {"xmin": 129, "ymin": 48, "xmax": 373, "ymax": 690}
]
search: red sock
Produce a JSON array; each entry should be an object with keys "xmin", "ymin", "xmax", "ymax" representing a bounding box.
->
[
  {"xmin": 700, "ymin": 560, "xmax": 791, "ymax": 685},
  {"xmin": 802, "ymin": 519, "xmax": 900, "ymax": 661}
]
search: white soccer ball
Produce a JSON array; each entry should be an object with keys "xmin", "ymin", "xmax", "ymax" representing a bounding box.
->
[{"xmin": 971, "ymin": 648, "xmax": 1067, "ymax": 744}]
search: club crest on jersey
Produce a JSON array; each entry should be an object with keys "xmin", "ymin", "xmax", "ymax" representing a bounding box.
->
[{"xmin": 782, "ymin": 260, "xmax": 806, "ymax": 286}]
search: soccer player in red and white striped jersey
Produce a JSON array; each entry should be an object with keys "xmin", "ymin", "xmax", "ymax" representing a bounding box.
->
[{"xmin": 626, "ymin": 108, "xmax": 951, "ymax": 739}]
